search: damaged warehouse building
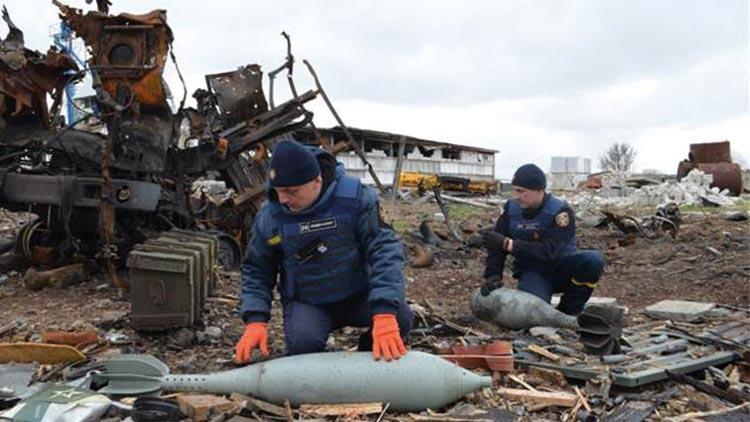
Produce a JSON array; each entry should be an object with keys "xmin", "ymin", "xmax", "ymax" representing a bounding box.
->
[
  {"xmin": 0, "ymin": 1, "xmax": 749, "ymax": 422},
  {"xmin": 296, "ymin": 126, "xmax": 497, "ymax": 189}
]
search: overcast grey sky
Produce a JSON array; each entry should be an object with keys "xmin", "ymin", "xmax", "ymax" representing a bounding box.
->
[{"xmin": 4, "ymin": 0, "xmax": 748, "ymax": 177}]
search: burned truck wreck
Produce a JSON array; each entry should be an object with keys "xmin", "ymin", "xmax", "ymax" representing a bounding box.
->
[{"xmin": 0, "ymin": 2, "xmax": 322, "ymax": 285}]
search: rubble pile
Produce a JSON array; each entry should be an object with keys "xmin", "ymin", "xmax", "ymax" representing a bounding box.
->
[
  {"xmin": 569, "ymin": 170, "xmax": 740, "ymax": 220},
  {"xmin": 629, "ymin": 169, "xmax": 738, "ymax": 207}
]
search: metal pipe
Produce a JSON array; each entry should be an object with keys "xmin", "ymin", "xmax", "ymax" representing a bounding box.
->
[{"xmin": 302, "ymin": 59, "xmax": 387, "ymax": 195}]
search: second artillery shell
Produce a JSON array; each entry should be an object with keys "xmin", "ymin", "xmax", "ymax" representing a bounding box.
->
[{"xmin": 471, "ymin": 287, "xmax": 578, "ymax": 330}]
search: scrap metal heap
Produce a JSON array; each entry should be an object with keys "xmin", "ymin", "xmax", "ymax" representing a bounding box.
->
[
  {"xmin": 0, "ymin": 2, "xmax": 319, "ymax": 282},
  {"xmin": 0, "ymin": 6, "xmax": 79, "ymax": 143}
]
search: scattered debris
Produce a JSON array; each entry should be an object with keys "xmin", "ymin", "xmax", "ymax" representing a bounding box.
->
[
  {"xmin": 23, "ymin": 263, "xmax": 87, "ymax": 291},
  {"xmin": 525, "ymin": 344, "xmax": 561, "ymax": 362},
  {"xmin": 437, "ymin": 341, "xmax": 513, "ymax": 372},
  {"xmin": 724, "ymin": 210, "xmax": 749, "ymax": 221},
  {"xmin": 498, "ymin": 387, "xmax": 578, "ymax": 408},
  {"xmin": 0, "ymin": 384, "xmax": 113, "ymax": 421},
  {"xmin": 0, "ymin": 363, "xmax": 34, "ymax": 400},
  {"xmin": 677, "ymin": 141, "xmax": 744, "ymax": 195},
  {"xmin": 176, "ymin": 394, "xmax": 236, "ymax": 422},
  {"xmin": 299, "ymin": 402, "xmax": 383, "ymax": 418},
  {"xmin": 410, "ymin": 243, "xmax": 435, "ymax": 268},
  {"xmin": 42, "ymin": 329, "xmax": 99, "ymax": 350},
  {"xmin": 0, "ymin": 342, "xmax": 85, "ymax": 364},
  {"xmin": 570, "ymin": 169, "xmax": 740, "ymax": 210},
  {"xmin": 131, "ymin": 396, "xmax": 184, "ymax": 422}
]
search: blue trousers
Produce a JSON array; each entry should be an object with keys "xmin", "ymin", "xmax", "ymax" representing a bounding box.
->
[
  {"xmin": 517, "ymin": 250, "xmax": 605, "ymax": 315},
  {"xmin": 283, "ymin": 291, "xmax": 413, "ymax": 355}
]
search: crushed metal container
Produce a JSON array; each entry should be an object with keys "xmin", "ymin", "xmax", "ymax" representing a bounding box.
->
[
  {"xmin": 127, "ymin": 231, "xmax": 219, "ymax": 330},
  {"xmin": 677, "ymin": 141, "xmax": 743, "ymax": 195}
]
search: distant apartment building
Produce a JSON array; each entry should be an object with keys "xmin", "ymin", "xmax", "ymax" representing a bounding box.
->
[{"xmin": 549, "ymin": 156, "xmax": 592, "ymax": 189}]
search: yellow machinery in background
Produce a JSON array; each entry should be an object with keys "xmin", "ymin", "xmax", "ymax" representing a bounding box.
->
[{"xmin": 398, "ymin": 172, "xmax": 497, "ymax": 195}]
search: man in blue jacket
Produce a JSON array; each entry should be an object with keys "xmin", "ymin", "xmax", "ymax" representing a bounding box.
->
[
  {"xmin": 479, "ymin": 164, "xmax": 605, "ymax": 315},
  {"xmin": 235, "ymin": 138, "xmax": 411, "ymax": 363}
]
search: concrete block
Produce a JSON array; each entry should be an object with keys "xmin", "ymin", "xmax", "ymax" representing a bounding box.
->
[{"xmin": 645, "ymin": 300, "xmax": 715, "ymax": 322}]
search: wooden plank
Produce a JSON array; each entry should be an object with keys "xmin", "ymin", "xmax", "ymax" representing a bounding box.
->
[
  {"xmin": 229, "ymin": 393, "xmax": 287, "ymax": 418},
  {"xmin": 299, "ymin": 403, "xmax": 382, "ymax": 416},
  {"xmin": 508, "ymin": 374, "xmax": 538, "ymax": 392},
  {"xmin": 526, "ymin": 344, "xmax": 560, "ymax": 362},
  {"xmin": 667, "ymin": 371, "xmax": 750, "ymax": 405},
  {"xmin": 527, "ymin": 367, "xmax": 567, "ymax": 388},
  {"xmin": 498, "ymin": 387, "xmax": 578, "ymax": 407},
  {"xmin": 664, "ymin": 402, "xmax": 750, "ymax": 422},
  {"xmin": 606, "ymin": 400, "xmax": 657, "ymax": 422},
  {"xmin": 574, "ymin": 386, "xmax": 591, "ymax": 412}
]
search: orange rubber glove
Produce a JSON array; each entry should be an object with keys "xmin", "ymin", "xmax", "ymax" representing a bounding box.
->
[
  {"xmin": 372, "ymin": 314, "xmax": 407, "ymax": 361},
  {"xmin": 235, "ymin": 322, "xmax": 269, "ymax": 364}
]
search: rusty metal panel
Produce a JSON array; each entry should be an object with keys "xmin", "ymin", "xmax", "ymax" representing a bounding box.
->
[
  {"xmin": 690, "ymin": 141, "xmax": 732, "ymax": 163},
  {"xmin": 206, "ymin": 65, "xmax": 269, "ymax": 126},
  {"xmin": 677, "ymin": 161, "xmax": 743, "ymax": 195},
  {"xmin": 0, "ymin": 6, "xmax": 78, "ymax": 131},
  {"xmin": 696, "ymin": 162, "xmax": 743, "ymax": 195},
  {"xmin": 54, "ymin": 2, "xmax": 173, "ymax": 112}
]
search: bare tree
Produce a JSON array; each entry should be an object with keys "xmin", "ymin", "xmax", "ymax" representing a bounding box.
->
[
  {"xmin": 599, "ymin": 142, "xmax": 637, "ymax": 172},
  {"xmin": 731, "ymin": 149, "xmax": 747, "ymax": 169}
]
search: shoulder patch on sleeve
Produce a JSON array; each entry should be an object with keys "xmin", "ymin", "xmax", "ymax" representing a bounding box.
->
[
  {"xmin": 555, "ymin": 211, "xmax": 570, "ymax": 228},
  {"xmin": 266, "ymin": 235, "xmax": 282, "ymax": 246}
]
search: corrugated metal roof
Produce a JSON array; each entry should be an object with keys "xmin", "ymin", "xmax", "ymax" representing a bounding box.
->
[{"xmin": 297, "ymin": 126, "xmax": 498, "ymax": 154}]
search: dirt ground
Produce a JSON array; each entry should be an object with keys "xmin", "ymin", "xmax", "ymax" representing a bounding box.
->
[{"xmin": 0, "ymin": 198, "xmax": 748, "ymax": 420}]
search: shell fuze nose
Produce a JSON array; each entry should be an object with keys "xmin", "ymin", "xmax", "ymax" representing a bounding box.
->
[
  {"xmin": 511, "ymin": 163, "xmax": 546, "ymax": 190},
  {"xmin": 269, "ymin": 140, "xmax": 321, "ymax": 188}
]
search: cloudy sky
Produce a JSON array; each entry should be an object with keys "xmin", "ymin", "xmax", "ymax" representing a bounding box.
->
[{"xmin": 5, "ymin": 0, "xmax": 748, "ymax": 178}]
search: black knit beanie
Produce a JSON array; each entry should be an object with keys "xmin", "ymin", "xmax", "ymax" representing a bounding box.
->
[
  {"xmin": 511, "ymin": 163, "xmax": 546, "ymax": 190},
  {"xmin": 268, "ymin": 140, "xmax": 321, "ymax": 188}
]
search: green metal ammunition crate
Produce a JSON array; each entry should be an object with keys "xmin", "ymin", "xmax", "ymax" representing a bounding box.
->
[{"xmin": 127, "ymin": 250, "xmax": 196, "ymax": 331}]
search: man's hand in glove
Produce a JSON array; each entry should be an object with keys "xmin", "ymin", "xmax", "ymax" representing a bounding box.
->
[
  {"xmin": 479, "ymin": 228, "xmax": 506, "ymax": 252},
  {"xmin": 372, "ymin": 314, "xmax": 407, "ymax": 361},
  {"xmin": 235, "ymin": 322, "xmax": 269, "ymax": 364},
  {"xmin": 480, "ymin": 275, "xmax": 503, "ymax": 296}
]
